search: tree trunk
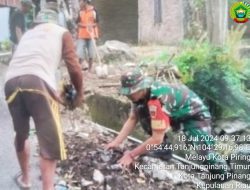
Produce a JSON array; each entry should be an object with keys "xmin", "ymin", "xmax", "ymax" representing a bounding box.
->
[{"xmin": 206, "ymin": 0, "xmax": 228, "ymax": 46}]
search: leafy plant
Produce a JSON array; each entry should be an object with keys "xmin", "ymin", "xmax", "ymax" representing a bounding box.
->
[
  {"xmin": 173, "ymin": 26, "xmax": 250, "ymax": 120},
  {"xmin": 139, "ymin": 50, "xmax": 170, "ymax": 77},
  {"xmin": 193, "ymin": 0, "xmax": 205, "ymax": 8},
  {"xmin": 139, "ymin": 26, "xmax": 250, "ymax": 120},
  {"xmin": 0, "ymin": 40, "xmax": 11, "ymax": 52}
]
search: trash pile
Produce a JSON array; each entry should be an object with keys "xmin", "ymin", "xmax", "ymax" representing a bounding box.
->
[{"xmin": 57, "ymin": 118, "xmax": 203, "ymax": 190}]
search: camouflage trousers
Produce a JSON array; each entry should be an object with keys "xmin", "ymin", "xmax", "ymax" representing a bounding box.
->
[
  {"xmin": 181, "ymin": 118, "xmax": 214, "ymax": 155},
  {"xmin": 182, "ymin": 119, "xmax": 229, "ymax": 174}
]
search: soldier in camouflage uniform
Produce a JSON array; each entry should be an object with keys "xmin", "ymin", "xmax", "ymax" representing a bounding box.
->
[{"xmin": 106, "ymin": 69, "xmax": 229, "ymax": 176}]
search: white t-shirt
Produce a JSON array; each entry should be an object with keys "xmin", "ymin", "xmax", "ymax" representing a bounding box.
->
[{"xmin": 5, "ymin": 23, "xmax": 67, "ymax": 91}]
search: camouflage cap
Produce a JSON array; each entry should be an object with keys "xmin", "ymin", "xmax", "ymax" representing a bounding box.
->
[
  {"xmin": 33, "ymin": 9, "xmax": 58, "ymax": 24},
  {"xmin": 120, "ymin": 69, "xmax": 153, "ymax": 95},
  {"xmin": 21, "ymin": 0, "xmax": 33, "ymax": 6}
]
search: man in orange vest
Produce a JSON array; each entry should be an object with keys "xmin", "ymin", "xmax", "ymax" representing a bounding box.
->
[{"xmin": 76, "ymin": 0, "xmax": 99, "ymax": 72}]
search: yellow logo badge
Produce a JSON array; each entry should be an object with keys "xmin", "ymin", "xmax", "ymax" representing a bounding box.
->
[{"xmin": 230, "ymin": 1, "xmax": 250, "ymax": 23}]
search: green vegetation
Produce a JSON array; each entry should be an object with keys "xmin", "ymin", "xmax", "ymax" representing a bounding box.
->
[
  {"xmin": 194, "ymin": 0, "xmax": 205, "ymax": 8},
  {"xmin": 0, "ymin": 40, "xmax": 11, "ymax": 52},
  {"xmin": 140, "ymin": 26, "xmax": 250, "ymax": 121}
]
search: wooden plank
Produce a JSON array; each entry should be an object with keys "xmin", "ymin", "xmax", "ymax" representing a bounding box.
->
[
  {"xmin": 0, "ymin": 52, "xmax": 11, "ymax": 57},
  {"xmin": 98, "ymin": 83, "xmax": 120, "ymax": 88}
]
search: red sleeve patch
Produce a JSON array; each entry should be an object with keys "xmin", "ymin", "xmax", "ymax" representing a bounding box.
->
[
  {"xmin": 148, "ymin": 99, "xmax": 162, "ymax": 119},
  {"xmin": 148, "ymin": 99, "xmax": 170, "ymax": 130}
]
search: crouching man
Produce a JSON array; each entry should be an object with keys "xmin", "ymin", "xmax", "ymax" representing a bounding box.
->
[{"xmin": 106, "ymin": 69, "xmax": 229, "ymax": 177}]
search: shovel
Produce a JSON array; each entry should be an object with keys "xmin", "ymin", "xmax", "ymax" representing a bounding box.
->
[{"xmin": 87, "ymin": 26, "xmax": 108, "ymax": 78}]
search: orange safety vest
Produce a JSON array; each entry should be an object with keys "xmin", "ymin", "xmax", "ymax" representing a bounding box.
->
[{"xmin": 78, "ymin": 5, "xmax": 99, "ymax": 39}]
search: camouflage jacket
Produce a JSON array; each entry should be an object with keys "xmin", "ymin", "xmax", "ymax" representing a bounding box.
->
[
  {"xmin": 149, "ymin": 81, "xmax": 211, "ymax": 120},
  {"xmin": 131, "ymin": 81, "xmax": 211, "ymax": 135}
]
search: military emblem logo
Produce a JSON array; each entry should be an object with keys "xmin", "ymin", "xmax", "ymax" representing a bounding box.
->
[
  {"xmin": 149, "ymin": 105, "xmax": 157, "ymax": 119},
  {"xmin": 230, "ymin": 1, "xmax": 250, "ymax": 23}
]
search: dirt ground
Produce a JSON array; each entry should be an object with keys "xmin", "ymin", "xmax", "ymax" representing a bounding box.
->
[
  {"xmin": 56, "ymin": 45, "xmax": 201, "ymax": 190},
  {"xmin": 57, "ymin": 119, "xmax": 198, "ymax": 190}
]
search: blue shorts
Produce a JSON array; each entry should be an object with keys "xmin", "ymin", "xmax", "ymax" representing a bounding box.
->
[{"xmin": 76, "ymin": 38, "xmax": 95, "ymax": 60}]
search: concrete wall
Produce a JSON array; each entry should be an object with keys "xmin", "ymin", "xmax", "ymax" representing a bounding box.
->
[
  {"xmin": 93, "ymin": 0, "xmax": 138, "ymax": 44},
  {"xmin": 86, "ymin": 93, "xmax": 146, "ymax": 140},
  {"xmin": 138, "ymin": 0, "xmax": 184, "ymax": 45}
]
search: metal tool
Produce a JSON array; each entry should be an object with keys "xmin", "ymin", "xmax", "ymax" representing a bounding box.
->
[
  {"xmin": 63, "ymin": 83, "xmax": 76, "ymax": 108},
  {"xmin": 87, "ymin": 26, "xmax": 108, "ymax": 78}
]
